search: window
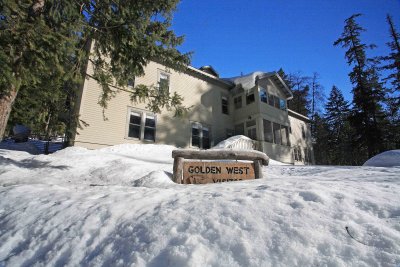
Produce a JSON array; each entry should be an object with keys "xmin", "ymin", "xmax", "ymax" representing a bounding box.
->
[
  {"xmin": 127, "ymin": 77, "xmax": 135, "ymax": 88},
  {"xmin": 221, "ymin": 96, "xmax": 229, "ymax": 114},
  {"xmin": 128, "ymin": 110, "xmax": 156, "ymax": 142},
  {"xmin": 202, "ymin": 126, "xmax": 210, "ymax": 149},
  {"xmin": 246, "ymin": 120, "xmax": 257, "ymax": 140},
  {"xmin": 281, "ymin": 126, "xmax": 290, "ymax": 146},
  {"xmin": 260, "ymin": 89, "xmax": 268, "ymax": 103},
  {"xmin": 268, "ymin": 94, "xmax": 274, "ymax": 106},
  {"xmin": 279, "ymin": 99, "xmax": 286, "ymax": 110},
  {"xmin": 191, "ymin": 123, "xmax": 211, "ymax": 149},
  {"xmin": 234, "ymin": 123, "xmax": 244, "ymax": 135},
  {"xmin": 302, "ymin": 125, "xmax": 306, "ymax": 139},
  {"xmin": 246, "ymin": 93, "xmax": 255, "ymax": 105},
  {"xmin": 158, "ymin": 71, "xmax": 170, "ymax": 92},
  {"xmin": 263, "ymin": 119, "xmax": 273, "ymax": 143},
  {"xmin": 144, "ymin": 114, "xmax": 156, "ymax": 141},
  {"xmin": 234, "ymin": 96, "xmax": 242, "ymax": 109},
  {"xmin": 191, "ymin": 124, "xmax": 200, "ymax": 148},
  {"xmin": 294, "ymin": 147, "xmax": 302, "ymax": 161},
  {"xmin": 274, "ymin": 96, "xmax": 280, "ymax": 109},
  {"xmin": 273, "ymin": 122, "xmax": 281, "ymax": 145},
  {"xmin": 128, "ymin": 111, "xmax": 141, "ymax": 139}
]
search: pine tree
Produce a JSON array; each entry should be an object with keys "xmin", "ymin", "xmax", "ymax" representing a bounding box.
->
[
  {"xmin": 285, "ymin": 72, "xmax": 311, "ymax": 116},
  {"xmin": 334, "ymin": 14, "xmax": 387, "ymax": 160},
  {"xmin": 324, "ymin": 86, "xmax": 353, "ymax": 164},
  {"xmin": 380, "ymin": 14, "xmax": 400, "ymax": 100},
  {"xmin": 0, "ymin": 0, "xmax": 191, "ymax": 139}
]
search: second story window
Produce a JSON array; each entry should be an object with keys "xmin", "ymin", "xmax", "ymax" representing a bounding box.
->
[
  {"xmin": 246, "ymin": 93, "xmax": 255, "ymax": 105},
  {"xmin": 234, "ymin": 96, "xmax": 242, "ymax": 109},
  {"xmin": 158, "ymin": 71, "xmax": 170, "ymax": 93},
  {"xmin": 127, "ymin": 77, "xmax": 135, "ymax": 88},
  {"xmin": 260, "ymin": 89, "xmax": 268, "ymax": 103},
  {"xmin": 221, "ymin": 96, "xmax": 229, "ymax": 114},
  {"xmin": 279, "ymin": 99, "xmax": 287, "ymax": 110}
]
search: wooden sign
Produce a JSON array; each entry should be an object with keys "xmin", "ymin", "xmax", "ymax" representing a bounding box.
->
[{"xmin": 182, "ymin": 161, "xmax": 255, "ymax": 184}]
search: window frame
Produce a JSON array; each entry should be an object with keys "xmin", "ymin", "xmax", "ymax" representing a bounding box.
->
[
  {"xmin": 191, "ymin": 122, "xmax": 212, "ymax": 149},
  {"xmin": 157, "ymin": 70, "xmax": 170, "ymax": 93},
  {"xmin": 234, "ymin": 95, "xmax": 242, "ymax": 109},
  {"xmin": 221, "ymin": 95, "xmax": 229, "ymax": 115},
  {"xmin": 246, "ymin": 92, "xmax": 255, "ymax": 105},
  {"xmin": 126, "ymin": 108, "xmax": 156, "ymax": 142}
]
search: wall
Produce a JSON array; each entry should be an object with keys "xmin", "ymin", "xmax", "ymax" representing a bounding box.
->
[{"xmin": 73, "ymin": 61, "xmax": 232, "ymax": 149}]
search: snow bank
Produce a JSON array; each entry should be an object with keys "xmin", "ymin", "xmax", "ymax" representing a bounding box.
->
[
  {"xmin": 0, "ymin": 144, "xmax": 400, "ymax": 266},
  {"xmin": 363, "ymin": 150, "xmax": 400, "ymax": 167}
]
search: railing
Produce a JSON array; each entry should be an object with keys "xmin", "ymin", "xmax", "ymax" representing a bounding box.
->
[{"xmin": 225, "ymin": 138, "xmax": 258, "ymax": 151}]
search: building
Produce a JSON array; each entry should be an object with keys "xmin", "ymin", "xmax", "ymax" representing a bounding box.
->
[{"xmin": 72, "ymin": 60, "xmax": 314, "ymax": 165}]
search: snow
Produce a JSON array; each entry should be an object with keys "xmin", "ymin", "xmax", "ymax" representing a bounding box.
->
[
  {"xmin": 363, "ymin": 150, "xmax": 400, "ymax": 167},
  {"xmin": 225, "ymin": 72, "xmax": 275, "ymax": 91},
  {"xmin": 0, "ymin": 144, "xmax": 400, "ymax": 266}
]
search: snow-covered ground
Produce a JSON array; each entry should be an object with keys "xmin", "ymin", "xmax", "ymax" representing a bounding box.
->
[{"xmin": 0, "ymin": 144, "xmax": 399, "ymax": 266}]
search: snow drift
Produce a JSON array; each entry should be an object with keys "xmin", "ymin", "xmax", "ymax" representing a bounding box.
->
[
  {"xmin": 0, "ymin": 144, "xmax": 399, "ymax": 266},
  {"xmin": 363, "ymin": 149, "xmax": 400, "ymax": 167}
]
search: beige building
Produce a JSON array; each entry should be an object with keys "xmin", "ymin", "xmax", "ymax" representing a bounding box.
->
[{"xmin": 73, "ymin": 61, "xmax": 314, "ymax": 165}]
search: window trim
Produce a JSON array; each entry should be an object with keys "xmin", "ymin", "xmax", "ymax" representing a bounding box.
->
[
  {"xmin": 221, "ymin": 95, "xmax": 229, "ymax": 115},
  {"xmin": 126, "ymin": 108, "xmax": 156, "ymax": 142},
  {"xmin": 234, "ymin": 95, "xmax": 242, "ymax": 109},
  {"xmin": 190, "ymin": 122, "xmax": 212, "ymax": 149},
  {"xmin": 157, "ymin": 70, "xmax": 170, "ymax": 93}
]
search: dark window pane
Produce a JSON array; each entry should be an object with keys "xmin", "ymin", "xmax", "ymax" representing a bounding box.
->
[
  {"xmin": 222, "ymin": 97, "xmax": 229, "ymax": 114},
  {"xmin": 260, "ymin": 90, "xmax": 268, "ymax": 103},
  {"xmin": 274, "ymin": 96, "xmax": 280, "ymax": 108},
  {"xmin": 268, "ymin": 94, "xmax": 274, "ymax": 106},
  {"xmin": 130, "ymin": 114, "xmax": 141, "ymax": 125},
  {"xmin": 279, "ymin": 99, "xmax": 286, "ymax": 110},
  {"xmin": 145, "ymin": 117, "xmax": 155, "ymax": 127},
  {"xmin": 246, "ymin": 120, "xmax": 256, "ymax": 127},
  {"xmin": 192, "ymin": 127, "xmax": 199, "ymax": 137},
  {"xmin": 263, "ymin": 119, "xmax": 273, "ymax": 143},
  {"xmin": 234, "ymin": 96, "xmax": 242, "ymax": 109},
  {"xmin": 247, "ymin": 128, "xmax": 257, "ymax": 140},
  {"xmin": 144, "ymin": 127, "xmax": 155, "ymax": 141},
  {"xmin": 203, "ymin": 138, "xmax": 210, "ymax": 149},
  {"xmin": 192, "ymin": 124, "xmax": 200, "ymax": 147},
  {"xmin": 234, "ymin": 123, "xmax": 244, "ymax": 135},
  {"xmin": 273, "ymin": 123, "xmax": 281, "ymax": 145},
  {"xmin": 128, "ymin": 77, "xmax": 135, "ymax": 87},
  {"xmin": 128, "ymin": 125, "xmax": 140, "ymax": 139},
  {"xmin": 246, "ymin": 93, "xmax": 255, "ymax": 105},
  {"xmin": 202, "ymin": 128, "xmax": 209, "ymax": 138},
  {"xmin": 192, "ymin": 136, "xmax": 200, "ymax": 147}
]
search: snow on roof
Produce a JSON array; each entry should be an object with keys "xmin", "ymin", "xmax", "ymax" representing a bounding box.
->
[{"xmin": 224, "ymin": 71, "xmax": 293, "ymax": 99}]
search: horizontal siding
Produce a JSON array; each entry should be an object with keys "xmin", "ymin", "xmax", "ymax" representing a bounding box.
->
[{"xmin": 74, "ymin": 61, "xmax": 233, "ymax": 149}]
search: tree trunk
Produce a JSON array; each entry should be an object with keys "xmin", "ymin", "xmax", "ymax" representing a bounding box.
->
[{"xmin": 0, "ymin": 86, "xmax": 18, "ymax": 140}]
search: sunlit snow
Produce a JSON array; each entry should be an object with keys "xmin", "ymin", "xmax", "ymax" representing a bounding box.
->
[{"xmin": 0, "ymin": 144, "xmax": 399, "ymax": 266}]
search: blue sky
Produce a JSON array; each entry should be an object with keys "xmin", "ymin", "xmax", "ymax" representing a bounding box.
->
[{"xmin": 171, "ymin": 0, "xmax": 400, "ymax": 102}]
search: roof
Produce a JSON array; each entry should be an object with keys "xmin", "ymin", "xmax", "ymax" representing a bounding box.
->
[
  {"xmin": 224, "ymin": 71, "xmax": 293, "ymax": 99},
  {"xmin": 288, "ymin": 109, "xmax": 311, "ymax": 123},
  {"xmin": 199, "ymin": 65, "xmax": 220, "ymax": 77}
]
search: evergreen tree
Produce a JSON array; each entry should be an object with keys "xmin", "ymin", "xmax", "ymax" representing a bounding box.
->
[
  {"xmin": 0, "ymin": 0, "xmax": 191, "ymax": 139},
  {"xmin": 380, "ymin": 14, "xmax": 400, "ymax": 101},
  {"xmin": 285, "ymin": 72, "xmax": 311, "ymax": 116},
  {"xmin": 324, "ymin": 86, "xmax": 353, "ymax": 164},
  {"xmin": 312, "ymin": 113, "xmax": 330, "ymax": 165},
  {"xmin": 334, "ymin": 14, "xmax": 387, "ymax": 160}
]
